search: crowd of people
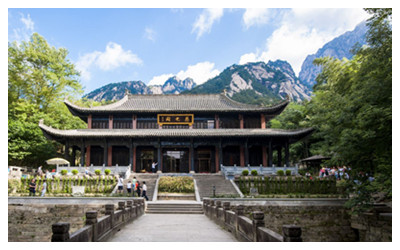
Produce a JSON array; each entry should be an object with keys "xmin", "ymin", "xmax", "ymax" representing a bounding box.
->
[
  {"xmin": 116, "ymin": 176, "xmax": 149, "ymax": 200},
  {"xmin": 303, "ymin": 166, "xmax": 351, "ymax": 180}
]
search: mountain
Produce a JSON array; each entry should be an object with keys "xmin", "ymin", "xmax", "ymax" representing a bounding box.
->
[
  {"xmin": 84, "ymin": 77, "xmax": 196, "ymax": 102},
  {"xmin": 184, "ymin": 60, "xmax": 310, "ymax": 104},
  {"xmin": 83, "ymin": 80, "xmax": 150, "ymax": 101},
  {"xmin": 299, "ymin": 22, "xmax": 367, "ymax": 88}
]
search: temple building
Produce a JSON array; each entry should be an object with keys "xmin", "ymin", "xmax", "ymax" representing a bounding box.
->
[{"xmin": 39, "ymin": 93, "xmax": 313, "ymax": 173}]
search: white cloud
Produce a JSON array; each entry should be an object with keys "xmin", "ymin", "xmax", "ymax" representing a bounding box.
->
[
  {"xmin": 148, "ymin": 73, "xmax": 174, "ymax": 86},
  {"xmin": 11, "ymin": 13, "xmax": 35, "ymax": 42},
  {"xmin": 239, "ymin": 8, "xmax": 369, "ymax": 75},
  {"xmin": 192, "ymin": 8, "xmax": 224, "ymax": 39},
  {"xmin": 76, "ymin": 42, "xmax": 142, "ymax": 81},
  {"xmin": 243, "ymin": 9, "xmax": 272, "ymax": 29},
  {"xmin": 20, "ymin": 13, "xmax": 34, "ymax": 31},
  {"xmin": 144, "ymin": 27, "xmax": 156, "ymax": 42},
  {"xmin": 148, "ymin": 61, "xmax": 220, "ymax": 86}
]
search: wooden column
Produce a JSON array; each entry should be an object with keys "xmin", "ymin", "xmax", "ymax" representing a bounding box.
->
[
  {"xmin": 190, "ymin": 142, "xmax": 195, "ymax": 173},
  {"xmin": 132, "ymin": 114, "xmax": 137, "ymax": 129},
  {"xmin": 215, "ymin": 114, "xmax": 219, "ymax": 129},
  {"xmin": 129, "ymin": 142, "xmax": 133, "ymax": 170},
  {"xmin": 103, "ymin": 142, "xmax": 108, "ymax": 166},
  {"xmin": 132, "ymin": 145, "xmax": 137, "ymax": 172},
  {"xmin": 88, "ymin": 114, "xmax": 92, "ymax": 129},
  {"xmin": 244, "ymin": 141, "xmax": 249, "ymax": 166},
  {"xmin": 262, "ymin": 146, "xmax": 267, "ymax": 167},
  {"xmin": 107, "ymin": 146, "xmax": 112, "ymax": 166},
  {"xmin": 64, "ymin": 142, "xmax": 69, "ymax": 163},
  {"xmin": 260, "ymin": 114, "xmax": 266, "ymax": 129},
  {"xmin": 239, "ymin": 114, "xmax": 244, "ymax": 129},
  {"xmin": 86, "ymin": 145, "xmax": 91, "ymax": 166},
  {"xmin": 80, "ymin": 141, "xmax": 85, "ymax": 166},
  {"xmin": 240, "ymin": 146, "xmax": 245, "ymax": 166},
  {"xmin": 109, "ymin": 115, "xmax": 113, "ymax": 129}
]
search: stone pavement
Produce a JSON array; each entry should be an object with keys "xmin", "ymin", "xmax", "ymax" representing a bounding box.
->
[{"xmin": 107, "ymin": 213, "xmax": 238, "ymax": 242}]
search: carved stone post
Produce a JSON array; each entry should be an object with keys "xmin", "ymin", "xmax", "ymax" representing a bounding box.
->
[
  {"xmin": 235, "ymin": 205, "xmax": 245, "ymax": 235},
  {"xmin": 126, "ymin": 201, "xmax": 133, "ymax": 218},
  {"xmin": 133, "ymin": 200, "xmax": 139, "ymax": 216},
  {"xmin": 223, "ymin": 201, "xmax": 230, "ymax": 224},
  {"xmin": 51, "ymin": 222, "xmax": 70, "ymax": 242},
  {"xmin": 105, "ymin": 204, "xmax": 115, "ymax": 228},
  {"xmin": 252, "ymin": 211, "xmax": 265, "ymax": 242},
  {"xmin": 85, "ymin": 211, "xmax": 98, "ymax": 242},
  {"xmin": 283, "ymin": 225, "xmax": 302, "ymax": 242}
]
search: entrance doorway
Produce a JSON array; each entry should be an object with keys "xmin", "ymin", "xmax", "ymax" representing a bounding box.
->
[{"xmin": 162, "ymin": 149, "xmax": 189, "ymax": 173}]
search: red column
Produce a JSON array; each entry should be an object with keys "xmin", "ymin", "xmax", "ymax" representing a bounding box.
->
[
  {"xmin": 88, "ymin": 114, "xmax": 92, "ymax": 129},
  {"xmin": 109, "ymin": 115, "xmax": 113, "ymax": 129},
  {"xmin": 132, "ymin": 114, "xmax": 137, "ymax": 129},
  {"xmin": 132, "ymin": 146, "xmax": 137, "ymax": 172},
  {"xmin": 239, "ymin": 114, "xmax": 244, "ymax": 129},
  {"xmin": 240, "ymin": 146, "xmax": 245, "ymax": 166},
  {"xmin": 262, "ymin": 146, "xmax": 267, "ymax": 166},
  {"xmin": 215, "ymin": 114, "xmax": 219, "ymax": 129},
  {"xmin": 261, "ymin": 114, "xmax": 266, "ymax": 129},
  {"xmin": 107, "ymin": 147, "xmax": 112, "ymax": 166},
  {"xmin": 86, "ymin": 146, "xmax": 91, "ymax": 166}
]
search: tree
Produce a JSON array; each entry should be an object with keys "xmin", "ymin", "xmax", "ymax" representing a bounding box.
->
[
  {"xmin": 305, "ymin": 8, "xmax": 391, "ymax": 211},
  {"xmin": 8, "ymin": 33, "xmax": 86, "ymax": 167}
]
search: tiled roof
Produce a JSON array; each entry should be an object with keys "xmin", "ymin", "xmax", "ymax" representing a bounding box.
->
[
  {"xmin": 64, "ymin": 94, "xmax": 289, "ymax": 114},
  {"xmin": 39, "ymin": 120, "xmax": 314, "ymax": 140}
]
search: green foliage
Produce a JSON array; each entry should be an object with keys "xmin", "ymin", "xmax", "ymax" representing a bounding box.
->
[
  {"xmin": 242, "ymin": 170, "xmax": 249, "ymax": 176},
  {"xmin": 251, "ymin": 170, "xmax": 258, "ymax": 176},
  {"xmin": 8, "ymin": 33, "xmax": 87, "ymax": 167},
  {"xmin": 285, "ymin": 170, "xmax": 291, "ymax": 176},
  {"xmin": 104, "ymin": 169, "xmax": 111, "ymax": 175},
  {"xmin": 158, "ymin": 176, "xmax": 194, "ymax": 193},
  {"xmin": 61, "ymin": 170, "xmax": 68, "ymax": 176},
  {"xmin": 71, "ymin": 169, "xmax": 78, "ymax": 175},
  {"xmin": 94, "ymin": 169, "xmax": 101, "ymax": 176},
  {"xmin": 277, "ymin": 170, "xmax": 284, "ymax": 176},
  {"xmin": 304, "ymin": 9, "xmax": 392, "ymax": 211}
]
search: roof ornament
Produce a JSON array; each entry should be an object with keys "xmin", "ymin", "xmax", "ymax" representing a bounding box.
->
[{"xmin": 124, "ymin": 88, "xmax": 129, "ymax": 96}]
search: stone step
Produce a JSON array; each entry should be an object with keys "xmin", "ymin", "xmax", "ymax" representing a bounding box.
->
[
  {"xmin": 145, "ymin": 202, "xmax": 203, "ymax": 214},
  {"xmin": 145, "ymin": 210, "xmax": 204, "ymax": 214}
]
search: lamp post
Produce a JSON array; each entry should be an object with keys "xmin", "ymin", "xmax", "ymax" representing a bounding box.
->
[{"xmin": 212, "ymin": 185, "xmax": 216, "ymax": 197}]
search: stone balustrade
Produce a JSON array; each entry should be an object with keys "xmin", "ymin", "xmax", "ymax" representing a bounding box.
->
[
  {"xmin": 51, "ymin": 198, "xmax": 145, "ymax": 242},
  {"xmin": 203, "ymin": 199, "xmax": 302, "ymax": 242}
]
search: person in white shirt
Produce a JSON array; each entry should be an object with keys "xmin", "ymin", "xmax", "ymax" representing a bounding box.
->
[
  {"xmin": 41, "ymin": 180, "xmax": 47, "ymax": 197},
  {"xmin": 127, "ymin": 181, "xmax": 132, "ymax": 194},
  {"xmin": 142, "ymin": 181, "xmax": 148, "ymax": 201},
  {"xmin": 151, "ymin": 162, "xmax": 158, "ymax": 173},
  {"xmin": 117, "ymin": 176, "xmax": 124, "ymax": 194}
]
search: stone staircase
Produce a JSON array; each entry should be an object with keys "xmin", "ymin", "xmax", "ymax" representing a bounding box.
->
[
  {"xmin": 193, "ymin": 174, "xmax": 239, "ymax": 200},
  {"xmin": 120, "ymin": 173, "xmax": 158, "ymax": 200},
  {"xmin": 145, "ymin": 202, "xmax": 203, "ymax": 214}
]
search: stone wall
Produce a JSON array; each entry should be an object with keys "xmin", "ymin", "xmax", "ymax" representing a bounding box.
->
[
  {"xmin": 205, "ymin": 198, "xmax": 391, "ymax": 242},
  {"xmin": 8, "ymin": 197, "xmax": 142, "ymax": 242}
]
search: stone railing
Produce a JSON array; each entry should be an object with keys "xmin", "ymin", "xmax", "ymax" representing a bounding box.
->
[
  {"xmin": 220, "ymin": 164, "xmax": 299, "ymax": 179},
  {"xmin": 57, "ymin": 164, "xmax": 131, "ymax": 176},
  {"xmin": 203, "ymin": 199, "xmax": 302, "ymax": 242},
  {"xmin": 51, "ymin": 198, "xmax": 145, "ymax": 242}
]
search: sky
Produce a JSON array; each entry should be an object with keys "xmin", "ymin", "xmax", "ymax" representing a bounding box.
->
[{"xmin": 8, "ymin": 6, "xmax": 369, "ymax": 95}]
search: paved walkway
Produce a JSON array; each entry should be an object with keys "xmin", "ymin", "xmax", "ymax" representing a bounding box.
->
[{"xmin": 107, "ymin": 214, "xmax": 238, "ymax": 242}]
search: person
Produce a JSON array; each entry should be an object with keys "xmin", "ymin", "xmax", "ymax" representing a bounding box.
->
[
  {"xmin": 136, "ymin": 181, "xmax": 141, "ymax": 197},
  {"xmin": 142, "ymin": 181, "xmax": 149, "ymax": 201},
  {"xmin": 132, "ymin": 177, "xmax": 137, "ymax": 197},
  {"xmin": 305, "ymin": 171, "xmax": 311, "ymax": 179},
  {"xmin": 151, "ymin": 162, "xmax": 158, "ymax": 173},
  {"xmin": 29, "ymin": 178, "xmax": 37, "ymax": 196},
  {"xmin": 38, "ymin": 166, "xmax": 43, "ymax": 177},
  {"xmin": 117, "ymin": 175, "xmax": 124, "ymax": 194},
  {"xmin": 127, "ymin": 181, "xmax": 132, "ymax": 195},
  {"xmin": 41, "ymin": 180, "xmax": 47, "ymax": 197}
]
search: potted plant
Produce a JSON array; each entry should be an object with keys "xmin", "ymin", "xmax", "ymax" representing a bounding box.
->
[
  {"xmin": 104, "ymin": 169, "xmax": 111, "ymax": 175},
  {"xmin": 72, "ymin": 169, "xmax": 79, "ymax": 175},
  {"xmin": 94, "ymin": 169, "xmax": 101, "ymax": 176},
  {"xmin": 251, "ymin": 170, "xmax": 258, "ymax": 176},
  {"xmin": 277, "ymin": 170, "xmax": 284, "ymax": 176},
  {"xmin": 242, "ymin": 169, "xmax": 249, "ymax": 176},
  {"xmin": 285, "ymin": 170, "xmax": 291, "ymax": 176},
  {"xmin": 61, "ymin": 170, "xmax": 68, "ymax": 176}
]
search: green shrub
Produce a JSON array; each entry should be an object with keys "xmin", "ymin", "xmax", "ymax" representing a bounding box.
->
[
  {"xmin": 285, "ymin": 170, "xmax": 291, "ymax": 176},
  {"xmin": 158, "ymin": 176, "xmax": 194, "ymax": 193},
  {"xmin": 242, "ymin": 170, "xmax": 249, "ymax": 176},
  {"xmin": 277, "ymin": 170, "xmax": 284, "ymax": 176},
  {"xmin": 94, "ymin": 169, "xmax": 101, "ymax": 176},
  {"xmin": 61, "ymin": 170, "xmax": 68, "ymax": 176},
  {"xmin": 72, "ymin": 169, "xmax": 78, "ymax": 175},
  {"xmin": 104, "ymin": 169, "xmax": 111, "ymax": 175},
  {"xmin": 251, "ymin": 170, "xmax": 258, "ymax": 176}
]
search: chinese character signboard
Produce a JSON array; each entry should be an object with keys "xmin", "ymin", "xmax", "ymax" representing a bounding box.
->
[{"xmin": 157, "ymin": 114, "xmax": 194, "ymax": 126}]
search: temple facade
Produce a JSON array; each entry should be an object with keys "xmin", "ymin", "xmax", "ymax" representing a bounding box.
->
[{"xmin": 39, "ymin": 93, "xmax": 313, "ymax": 173}]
